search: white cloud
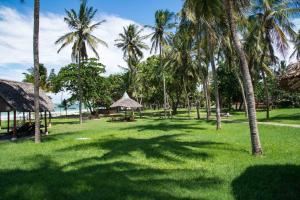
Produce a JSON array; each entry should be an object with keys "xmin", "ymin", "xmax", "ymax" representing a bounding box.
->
[{"xmin": 0, "ymin": 6, "xmax": 152, "ymax": 78}]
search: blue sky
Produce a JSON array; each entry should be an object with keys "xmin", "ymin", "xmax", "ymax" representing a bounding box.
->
[
  {"xmin": 0, "ymin": 0, "xmax": 182, "ymax": 102},
  {"xmin": 1, "ymin": 0, "xmax": 183, "ymax": 25}
]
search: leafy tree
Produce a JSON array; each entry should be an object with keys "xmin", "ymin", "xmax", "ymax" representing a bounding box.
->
[
  {"xmin": 54, "ymin": 58, "xmax": 106, "ymax": 115},
  {"xmin": 55, "ymin": 0, "xmax": 107, "ymax": 124}
]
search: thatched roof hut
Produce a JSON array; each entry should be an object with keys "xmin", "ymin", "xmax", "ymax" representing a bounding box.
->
[
  {"xmin": 280, "ymin": 61, "xmax": 300, "ymax": 91},
  {"xmin": 110, "ymin": 92, "xmax": 142, "ymax": 108},
  {"xmin": 0, "ymin": 79, "xmax": 54, "ymax": 112}
]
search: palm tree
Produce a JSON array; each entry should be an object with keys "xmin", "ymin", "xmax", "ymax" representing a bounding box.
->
[
  {"xmin": 248, "ymin": 0, "xmax": 299, "ymax": 120},
  {"xmin": 23, "ymin": 64, "xmax": 54, "ymax": 92},
  {"xmin": 146, "ymin": 10, "xmax": 175, "ymax": 118},
  {"xmin": 290, "ymin": 30, "xmax": 300, "ymax": 60},
  {"xmin": 55, "ymin": 0, "xmax": 107, "ymax": 124},
  {"xmin": 33, "ymin": 0, "xmax": 41, "ymax": 143},
  {"xmin": 224, "ymin": 0, "xmax": 262, "ymax": 155},
  {"xmin": 183, "ymin": 0, "xmax": 223, "ymax": 129},
  {"xmin": 168, "ymin": 24, "xmax": 196, "ymax": 118},
  {"xmin": 115, "ymin": 24, "xmax": 149, "ymax": 97}
]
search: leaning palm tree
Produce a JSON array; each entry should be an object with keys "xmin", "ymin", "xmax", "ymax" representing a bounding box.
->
[
  {"xmin": 146, "ymin": 10, "xmax": 175, "ymax": 118},
  {"xmin": 115, "ymin": 24, "xmax": 149, "ymax": 97},
  {"xmin": 33, "ymin": 0, "xmax": 41, "ymax": 143},
  {"xmin": 55, "ymin": 0, "xmax": 107, "ymax": 124},
  {"xmin": 223, "ymin": 0, "xmax": 262, "ymax": 155}
]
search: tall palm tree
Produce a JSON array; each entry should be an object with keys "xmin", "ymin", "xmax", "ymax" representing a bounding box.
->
[
  {"xmin": 248, "ymin": 0, "xmax": 299, "ymax": 120},
  {"xmin": 224, "ymin": 0, "xmax": 263, "ymax": 155},
  {"xmin": 168, "ymin": 23, "xmax": 196, "ymax": 118},
  {"xmin": 146, "ymin": 10, "xmax": 175, "ymax": 118},
  {"xmin": 55, "ymin": 0, "xmax": 107, "ymax": 124},
  {"xmin": 33, "ymin": 0, "xmax": 41, "ymax": 143},
  {"xmin": 115, "ymin": 24, "xmax": 149, "ymax": 97}
]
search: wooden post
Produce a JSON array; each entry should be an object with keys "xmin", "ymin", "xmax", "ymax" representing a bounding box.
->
[
  {"xmin": 7, "ymin": 111, "xmax": 10, "ymax": 133},
  {"xmin": 12, "ymin": 110, "xmax": 17, "ymax": 140},
  {"xmin": 29, "ymin": 112, "xmax": 31, "ymax": 123},
  {"xmin": 44, "ymin": 111, "xmax": 48, "ymax": 135},
  {"xmin": 0, "ymin": 112, "xmax": 1, "ymax": 129}
]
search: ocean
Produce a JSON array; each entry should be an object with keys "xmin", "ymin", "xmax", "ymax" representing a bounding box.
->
[{"xmin": 0, "ymin": 103, "xmax": 88, "ymax": 120}]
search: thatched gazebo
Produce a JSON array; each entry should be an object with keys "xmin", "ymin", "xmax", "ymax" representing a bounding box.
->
[
  {"xmin": 280, "ymin": 61, "xmax": 300, "ymax": 91},
  {"xmin": 0, "ymin": 79, "xmax": 54, "ymax": 139},
  {"xmin": 110, "ymin": 92, "xmax": 142, "ymax": 120},
  {"xmin": 111, "ymin": 92, "xmax": 142, "ymax": 109}
]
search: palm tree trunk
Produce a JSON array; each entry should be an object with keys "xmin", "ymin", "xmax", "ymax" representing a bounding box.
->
[
  {"xmin": 259, "ymin": 52, "xmax": 270, "ymax": 120},
  {"xmin": 78, "ymin": 54, "xmax": 83, "ymax": 124},
  {"xmin": 33, "ymin": 0, "xmax": 41, "ymax": 143},
  {"xmin": 184, "ymin": 82, "xmax": 191, "ymax": 118},
  {"xmin": 203, "ymin": 79, "xmax": 210, "ymax": 121},
  {"xmin": 160, "ymin": 45, "xmax": 167, "ymax": 118},
  {"xmin": 196, "ymin": 100, "xmax": 200, "ymax": 120},
  {"xmin": 211, "ymin": 59, "xmax": 221, "ymax": 130},
  {"xmin": 261, "ymin": 70, "xmax": 270, "ymax": 120},
  {"xmin": 224, "ymin": 0, "xmax": 262, "ymax": 155},
  {"xmin": 235, "ymin": 69, "xmax": 248, "ymax": 118}
]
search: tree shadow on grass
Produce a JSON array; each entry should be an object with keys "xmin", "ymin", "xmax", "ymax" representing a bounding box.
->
[
  {"xmin": 0, "ymin": 155, "xmax": 223, "ymax": 200},
  {"xmin": 51, "ymin": 121, "xmax": 79, "ymax": 125},
  {"xmin": 58, "ymin": 134, "xmax": 221, "ymax": 162},
  {"xmin": 120, "ymin": 122, "xmax": 207, "ymax": 133},
  {"xmin": 260, "ymin": 113, "xmax": 300, "ymax": 122},
  {"xmin": 231, "ymin": 165, "xmax": 300, "ymax": 200}
]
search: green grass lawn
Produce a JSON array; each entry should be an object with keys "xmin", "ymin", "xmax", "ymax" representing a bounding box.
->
[{"xmin": 0, "ymin": 109, "xmax": 299, "ymax": 200}]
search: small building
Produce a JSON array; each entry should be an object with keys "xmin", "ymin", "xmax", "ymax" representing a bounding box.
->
[
  {"xmin": 0, "ymin": 79, "xmax": 54, "ymax": 139},
  {"xmin": 280, "ymin": 61, "xmax": 300, "ymax": 91}
]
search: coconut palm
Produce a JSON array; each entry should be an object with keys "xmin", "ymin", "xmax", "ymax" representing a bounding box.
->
[
  {"xmin": 115, "ymin": 24, "xmax": 149, "ymax": 97},
  {"xmin": 248, "ymin": 0, "xmax": 299, "ymax": 120},
  {"xmin": 168, "ymin": 23, "xmax": 197, "ymax": 118},
  {"xmin": 183, "ymin": 0, "xmax": 223, "ymax": 129},
  {"xmin": 146, "ymin": 9, "xmax": 175, "ymax": 118},
  {"xmin": 23, "ymin": 64, "xmax": 55, "ymax": 92},
  {"xmin": 223, "ymin": 0, "xmax": 262, "ymax": 155},
  {"xmin": 55, "ymin": 0, "xmax": 107, "ymax": 124}
]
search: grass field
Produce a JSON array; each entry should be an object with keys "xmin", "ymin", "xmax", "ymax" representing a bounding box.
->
[{"xmin": 0, "ymin": 109, "xmax": 299, "ymax": 200}]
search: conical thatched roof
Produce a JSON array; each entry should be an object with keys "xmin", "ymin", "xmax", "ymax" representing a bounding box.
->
[
  {"xmin": 110, "ymin": 92, "xmax": 142, "ymax": 108},
  {"xmin": 0, "ymin": 79, "xmax": 54, "ymax": 112},
  {"xmin": 280, "ymin": 61, "xmax": 300, "ymax": 91}
]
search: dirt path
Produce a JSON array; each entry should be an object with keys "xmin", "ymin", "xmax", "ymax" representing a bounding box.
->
[
  {"xmin": 225, "ymin": 119, "xmax": 300, "ymax": 128},
  {"xmin": 256, "ymin": 122, "xmax": 300, "ymax": 128}
]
